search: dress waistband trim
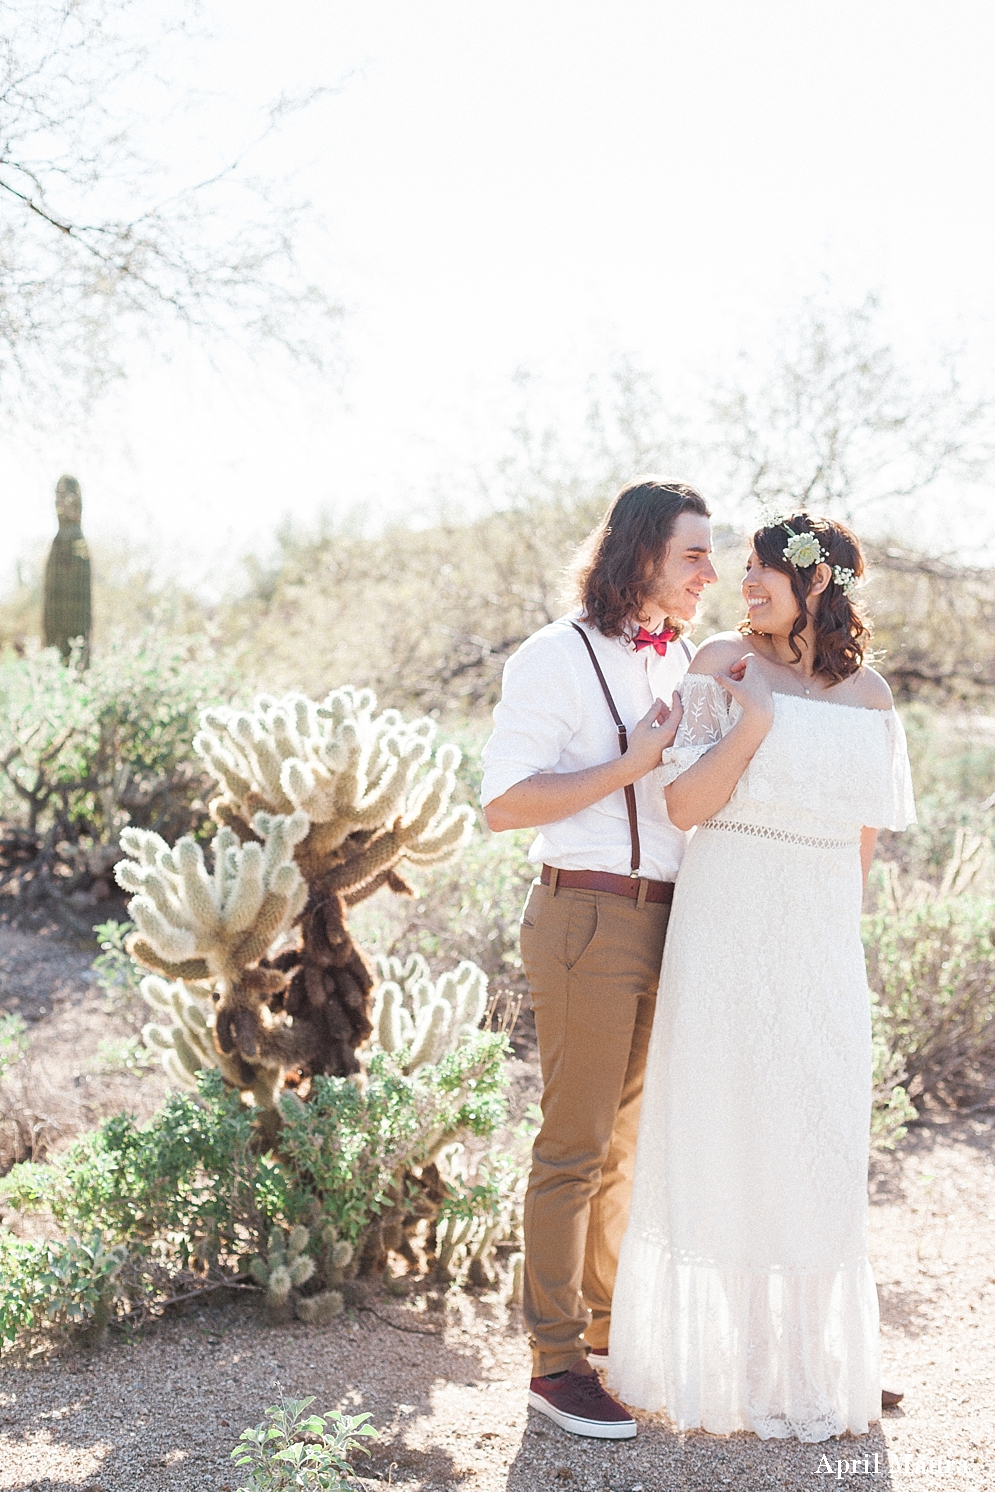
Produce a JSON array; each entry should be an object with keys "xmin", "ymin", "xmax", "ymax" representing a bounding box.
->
[{"xmin": 699, "ymin": 820, "xmax": 859, "ymax": 850}]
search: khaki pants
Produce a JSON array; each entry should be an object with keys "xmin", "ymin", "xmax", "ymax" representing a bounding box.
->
[{"xmin": 519, "ymin": 878, "xmax": 671, "ymax": 1377}]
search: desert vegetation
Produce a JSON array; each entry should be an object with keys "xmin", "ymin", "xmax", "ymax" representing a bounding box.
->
[{"xmin": 3, "ymin": 308, "xmax": 995, "ymax": 1361}]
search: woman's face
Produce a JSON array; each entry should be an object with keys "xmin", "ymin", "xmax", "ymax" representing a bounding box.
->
[{"xmin": 742, "ymin": 550, "xmax": 800, "ymax": 638}]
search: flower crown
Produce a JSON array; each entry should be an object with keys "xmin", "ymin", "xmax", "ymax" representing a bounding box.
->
[{"xmin": 781, "ymin": 526, "xmax": 858, "ymax": 597}]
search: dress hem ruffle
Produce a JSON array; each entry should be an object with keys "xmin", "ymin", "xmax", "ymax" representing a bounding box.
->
[{"xmin": 608, "ymin": 1235, "xmax": 882, "ymax": 1443}]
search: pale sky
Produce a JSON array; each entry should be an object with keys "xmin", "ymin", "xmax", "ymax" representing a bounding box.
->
[{"xmin": 4, "ymin": 0, "xmax": 995, "ymax": 588}]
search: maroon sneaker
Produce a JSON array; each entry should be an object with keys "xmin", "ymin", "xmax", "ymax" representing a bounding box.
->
[
  {"xmin": 528, "ymin": 1361, "xmax": 636, "ymax": 1439},
  {"xmin": 587, "ymin": 1347, "xmax": 610, "ymax": 1372}
]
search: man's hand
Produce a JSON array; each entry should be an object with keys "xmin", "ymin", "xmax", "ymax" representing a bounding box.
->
[
  {"xmin": 626, "ymin": 693, "xmax": 683, "ymax": 772},
  {"xmin": 484, "ymin": 692, "xmax": 684, "ymax": 832}
]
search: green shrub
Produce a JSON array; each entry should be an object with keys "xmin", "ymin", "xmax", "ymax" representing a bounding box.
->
[
  {"xmin": 0, "ymin": 632, "xmax": 235, "ymax": 898},
  {"xmin": 864, "ymin": 884, "xmax": 995, "ymax": 1108},
  {"xmin": 231, "ymin": 1396, "xmax": 378, "ymax": 1492},
  {"xmin": 0, "ymin": 1034, "xmax": 514, "ymax": 1346},
  {"xmin": 1, "ymin": 1070, "xmax": 281, "ymax": 1264},
  {"xmin": 0, "ymin": 1230, "xmax": 128, "ymax": 1349},
  {"xmin": 276, "ymin": 1034, "xmax": 511, "ymax": 1246}
]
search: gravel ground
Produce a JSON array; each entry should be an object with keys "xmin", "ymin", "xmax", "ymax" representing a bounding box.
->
[
  {"xmin": 1, "ymin": 928, "xmax": 994, "ymax": 1491},
  {"xmin": 0, "ymin": 923, "xmax": 168, "ymax": 1173}
]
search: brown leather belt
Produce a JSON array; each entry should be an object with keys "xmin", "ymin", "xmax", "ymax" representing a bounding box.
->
[{"xmin": 541, "ymin": 864, "xmax": 674, "ymax": 905}]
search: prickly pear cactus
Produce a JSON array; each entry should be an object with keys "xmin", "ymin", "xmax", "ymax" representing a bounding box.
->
[
  {"xmin": 43, "ymin": 474, "xmax": 92, "ymax": 662},
  {"xmin": 370, "ymin": 955, "xmax": 489, "ymax": 1073},
  {"xmin": 117, "ymin": 686, "xmax": 477, "ymax": 1111}
]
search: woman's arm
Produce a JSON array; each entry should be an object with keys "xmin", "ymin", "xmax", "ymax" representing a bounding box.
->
[
  {"xmin": 860, "ymin": 827, "xmax": 878, "ymax": 888},
  {"xmin": 664, "ymin": 654, "xmax": 775, "ymax": 831}
]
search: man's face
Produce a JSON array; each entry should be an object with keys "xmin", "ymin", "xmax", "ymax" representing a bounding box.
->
[{"xmin": 641, "ymin": 512, "xmax": 717, "ymax": 626}]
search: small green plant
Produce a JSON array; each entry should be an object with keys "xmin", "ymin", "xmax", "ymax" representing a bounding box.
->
[
  {"xmin": 230, "ymin": 1396, "xmax": 378, "ymax": 1492},
  {"xmin": 90, "ymin": 920, "xmax": 144, "ymax": 1005},
  {"xmin": 0, "ymin": 1229, "xmax": 127, "ymax": 1349},
  {"xmin": 0, "ymin": 1013, "xmax": 28, "ymax": 1082}
]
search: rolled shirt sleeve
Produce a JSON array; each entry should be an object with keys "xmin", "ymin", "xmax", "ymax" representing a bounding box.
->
[{"xmin": 480, "ymin": 634, "xmax": 585, "ymax": 806}]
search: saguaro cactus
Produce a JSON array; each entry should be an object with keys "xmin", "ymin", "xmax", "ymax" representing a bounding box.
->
[{"xmin": 43, "ymin": 475, "xmax": 92, "ymax": 662}]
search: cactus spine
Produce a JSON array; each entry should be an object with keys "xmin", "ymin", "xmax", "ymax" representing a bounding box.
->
[{"xmin": 43, "ymin": 475, "xmax": 92, "ymax": 663}]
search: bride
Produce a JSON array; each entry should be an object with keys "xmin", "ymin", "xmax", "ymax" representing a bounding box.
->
[{"xmin": 607, "ymin": 513, "xmax": 916, "ymax": 1442}]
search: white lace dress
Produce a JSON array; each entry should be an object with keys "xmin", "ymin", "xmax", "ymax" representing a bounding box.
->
[{"xmin": 608, "ymin": 678, "xmax": 917, "ymax": 1442}]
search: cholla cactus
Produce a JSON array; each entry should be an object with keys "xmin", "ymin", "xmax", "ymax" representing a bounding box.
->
[
  {"xmin": 115, "ymin": 812, "xmax": 308, "ymax": 984},
  {"xmin": 140, "ymin": 975, "xmax": 218, "ymax": 1089},
  {"xmin": 115, "ymin": 813, "xmax": 311, "ymax": 1079},
  {"xmin": 250, "ymin": 1225, "xmax": 315, "ymax": 1322},
  {"xmin": 294, "ymin": 1221, "xmax": 353, "ymax": 1322},
  {"xmin": 193, "ymin": 686, "xmax": 473, "ymax": 896},
  {"xmin": 295, "ymin": 1287, "xmax": 344, "ymax": 1325},
  {"xmin": 120, "ymin": 684, "xmax": 477, "ymax": 1110},
  {"xmin": 370, "ymin": 956, "xmax": 488, "ymax": 1073},
  {"xmin": 314, "ymin": 1222, "xmax": 355, "ymax": 1287}
]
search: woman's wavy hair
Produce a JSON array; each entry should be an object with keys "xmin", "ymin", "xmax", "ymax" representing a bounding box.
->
[
  {"xmin": 573, "ymin": 477, "xmax": 710, "ymax": 637},
  {"xmin": 740, "ymin": 513, "xmax": 870, "ymax": 683}
]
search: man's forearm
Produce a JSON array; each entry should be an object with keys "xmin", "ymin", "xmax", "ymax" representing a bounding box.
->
[{"xmin": 484, "ymin": 758, "xmax": 634, "ymax": 832}]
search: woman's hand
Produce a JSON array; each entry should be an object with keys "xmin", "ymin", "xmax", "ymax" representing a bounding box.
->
[{"xmin": 714, "ymin": 653, "xmax": 774, "ymax": 723}]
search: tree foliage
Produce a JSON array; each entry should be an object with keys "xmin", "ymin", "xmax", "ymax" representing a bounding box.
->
[{"xmin": 0, "ymin": 0, "xmax": 341, "ymax": 413}]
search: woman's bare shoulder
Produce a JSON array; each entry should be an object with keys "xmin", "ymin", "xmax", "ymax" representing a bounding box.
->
[
  {"xmin": 686, "ymin": 632, "xmax": 750, "ymax": 678},
  {"xmin": 846, "ymin": 665, "xmax": 894, "ymax": 711}
]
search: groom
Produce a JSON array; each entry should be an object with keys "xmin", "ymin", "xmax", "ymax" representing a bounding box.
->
[{"xmin": 481, "ymin": 478, "xmax": 715, "ymax": 1439}]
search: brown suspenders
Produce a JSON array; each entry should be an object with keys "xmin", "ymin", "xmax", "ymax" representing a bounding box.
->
[{"xmin": 570, "ymin": 621, "xmax": 690, "ymax": 879}]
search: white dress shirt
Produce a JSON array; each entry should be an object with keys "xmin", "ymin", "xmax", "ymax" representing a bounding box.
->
[{"xmin": 480, "ymin": 609, "xmax": 694, "ymax": 880}]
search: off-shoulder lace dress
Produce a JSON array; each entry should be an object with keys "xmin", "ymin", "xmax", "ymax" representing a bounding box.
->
[{"xmin": 608, "ymin": 676, "xmax": 916, "ymax": 1443}]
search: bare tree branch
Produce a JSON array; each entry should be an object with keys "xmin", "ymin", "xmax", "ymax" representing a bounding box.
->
[{"xmin": 0, "ymin": 0, "xmax": 344, "ymax": 415}]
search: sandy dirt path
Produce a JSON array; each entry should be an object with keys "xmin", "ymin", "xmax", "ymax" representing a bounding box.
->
[
  {"xmin": 2, "ymin": 923, "xmax": 994, "ymax": 1491},
  {"xmin": 0, "ymin": 1111, "xmax": 992, "ymax": 1492}
]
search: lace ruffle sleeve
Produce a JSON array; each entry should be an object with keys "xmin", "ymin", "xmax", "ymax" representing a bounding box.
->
[
  {"xmin": 659, "ymin": 675, "xmax": 737, "ymax": 787},
  {"xmin": 878, "ymin": 710, "xmax": 918, "ymax": 830}
]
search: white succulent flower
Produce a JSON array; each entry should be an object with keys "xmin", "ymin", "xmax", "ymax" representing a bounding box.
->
[{"xmin": 782, "ymin": 531, "xmax": 826, "ymax": 569}]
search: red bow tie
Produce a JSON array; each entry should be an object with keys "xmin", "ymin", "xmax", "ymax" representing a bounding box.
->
[{"xmin": 632, "ymin": 626, "xmax": 677, "ymax": 656}]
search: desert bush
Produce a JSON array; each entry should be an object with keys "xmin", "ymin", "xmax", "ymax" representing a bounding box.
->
[
  {"xmin": 0, "ymin": 632, "xmax": 233, "ymax": 903},
  {"xmin": 230, "ymin": 1396, "xmax": 378, "ymax": 1492},
  {"xmin": 864, "ymin": 858, "xmax": 995, "ymax": 1109},
  {"xmin": 0, "ymin": 1229, "xmax": 128, "ymax": 1349},
  {"xmin": 0, "ymin": 1011, "xmax": 68, "ymax": 1171},
  {"xmin": 0, "ymin": 1033, "xmax": 515, "ymax": 1346},
  {"xmin": 276, "ymin": 1034, "xmax": 511, "ymax": 1269},
  {"xmin": 0, "ymin": 1070, "xmax": 274, "ymax": 1261}
]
